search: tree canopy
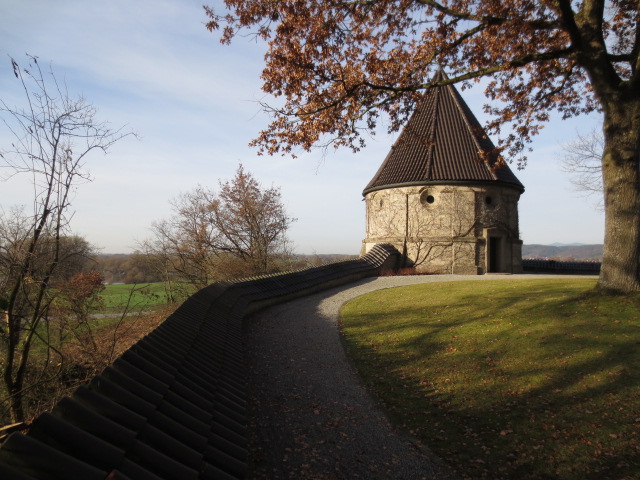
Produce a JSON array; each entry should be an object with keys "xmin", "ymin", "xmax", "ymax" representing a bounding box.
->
[
  {"xmin": 206, "ymin": 0, "xmax": 640, "ymax": 293},
  {"xmin": 142, "ymin": 164, "xmax": 296, "ymax": 288},
  {"xmin": 206, "ymin": 0, "xmax": 634, "ymax": 160}
]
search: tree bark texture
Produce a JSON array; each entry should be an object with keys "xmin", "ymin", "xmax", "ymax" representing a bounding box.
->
[{"xmin": 599, "ymin": 97, "xmax": 640, "ymax": 292}]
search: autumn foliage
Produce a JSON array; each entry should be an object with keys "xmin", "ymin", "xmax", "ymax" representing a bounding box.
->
[
  {"xmin": 205, "ymin": 0, "xmax": 614, "ymax": 160},
  {"xmin": 141, "ymin": 164, "xmax": 296, "ymax": 289},
  {"xmin": 57, "ymin": 271, "xmax": 105, "ymax": 317},
  {"xmin": 206, "ymin": 1, "xmax": 640, "ymax": 293}
]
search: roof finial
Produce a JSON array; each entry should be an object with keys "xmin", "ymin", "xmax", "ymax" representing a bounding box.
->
[{"xmin": 432, "ymin": 66, "xmax": 448, "ymax": 83}]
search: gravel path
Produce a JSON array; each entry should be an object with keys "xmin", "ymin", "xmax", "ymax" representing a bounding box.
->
[{"xmin": 243, "ymin": 274, "xmax": 577, "ymax": 479}]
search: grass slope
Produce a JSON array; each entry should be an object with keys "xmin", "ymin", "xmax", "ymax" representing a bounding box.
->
[{"xmin": 340, "ymin": 278, "xmax": 640, "ymax": 480}]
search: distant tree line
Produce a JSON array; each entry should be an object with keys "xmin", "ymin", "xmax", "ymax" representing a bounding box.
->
[
  {"xmin": 93, "ymin": 253, "xmax": 162, "ymax": 285},
  {"xmin": 93, "ymin": 251, "xmax": 355, "ymax": 285}
]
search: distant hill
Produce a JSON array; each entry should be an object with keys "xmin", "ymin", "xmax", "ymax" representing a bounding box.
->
[{"xmin": 522, "ymin": 244, "xmax": 603, "ymax": 261}]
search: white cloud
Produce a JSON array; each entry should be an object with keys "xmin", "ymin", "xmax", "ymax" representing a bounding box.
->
[{"xmin": 0, "ymin": 0, "xmax": 605, "ymax": 255}]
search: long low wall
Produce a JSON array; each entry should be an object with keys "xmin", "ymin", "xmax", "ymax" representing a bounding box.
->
[
  {"xmin": 0, "ymin": 244, "xmax": 399, "ymax": 480},
  {"xmin": 522, "ymin": 259, "xmax": 601, "ymax": 275}
]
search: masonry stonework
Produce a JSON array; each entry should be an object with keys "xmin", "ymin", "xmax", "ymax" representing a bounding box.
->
[
  {"xmin": 362, "ymin": 184, "xmax": 522, "ymax": 274},
  {"xmin": 361, "ymin": 69, "xmax": 524, "ymax": 274}
]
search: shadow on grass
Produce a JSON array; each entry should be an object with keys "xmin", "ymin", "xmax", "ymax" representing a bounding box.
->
[{"xmin": 340, "ymin": 279, "xmax": 640, "ymax": 480}]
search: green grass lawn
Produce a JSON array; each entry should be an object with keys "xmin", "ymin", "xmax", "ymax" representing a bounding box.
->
[
  {"xmin": 100, "ymin": 282, "xmax": 179, "ymax": 312},
  {"xmin": 340, "ymin": 278, "xmax": 640, "ymax": 480}
]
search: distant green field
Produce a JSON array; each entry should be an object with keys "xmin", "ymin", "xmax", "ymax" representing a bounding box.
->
[{"xmin": 100, "ymin": 282, "xmax": 188, "ymax": 311}]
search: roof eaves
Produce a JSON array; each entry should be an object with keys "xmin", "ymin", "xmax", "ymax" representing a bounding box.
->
[{"xmin": 363, "ymin": 178, "xmax": 525, "ymax": 196}]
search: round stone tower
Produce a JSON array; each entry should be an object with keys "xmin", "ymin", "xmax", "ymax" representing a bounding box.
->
[{"xmin": 362, "ymin": 70, "xmax": 525, "ymax": 274}]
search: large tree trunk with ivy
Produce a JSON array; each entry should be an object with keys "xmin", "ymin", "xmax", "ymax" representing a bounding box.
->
[{"xmin": 599, "ymin": 97, "xmax": 640, "ymax": 292}]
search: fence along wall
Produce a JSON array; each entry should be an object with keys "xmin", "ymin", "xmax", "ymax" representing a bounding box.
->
[{"xmin": 0, "ymin": 244, "xmax": 399, "ymax": 480}]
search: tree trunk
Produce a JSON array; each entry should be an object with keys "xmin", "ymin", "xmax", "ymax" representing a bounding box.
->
[
  {"xmin": 8, "ymin": 386, "xmax": 25, "ymax": 424},
  {"xmin": 598, "ymin": 98, "xmax": 640, "ymax": 293}
]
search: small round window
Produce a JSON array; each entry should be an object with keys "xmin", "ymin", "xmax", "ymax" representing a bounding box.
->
[
  {"xmin": 485, "ymin": 196, "xmax": 493, "ymax": 205},
  {"xmin": 420, "ymin": 191, "xmax": 436, "ymax": 205}
]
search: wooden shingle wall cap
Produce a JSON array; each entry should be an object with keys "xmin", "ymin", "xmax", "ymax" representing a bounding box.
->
[
  {"xmin": 364, "ymin": 70, "xmax": 524, "ymax": 195},
  {"xmin": 0, "ymin": 243, "xmax": 399, "ymax": 479}
]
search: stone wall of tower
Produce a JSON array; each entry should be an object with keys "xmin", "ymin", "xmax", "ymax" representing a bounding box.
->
[{"xmin": 361, "ymin": 184, "xmax": 522, "ymax": 274}]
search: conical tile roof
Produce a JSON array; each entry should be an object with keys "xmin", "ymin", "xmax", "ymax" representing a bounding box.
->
[{"xmin": 363, "ymin": 70, "xmax": 524, "ymax": 195}]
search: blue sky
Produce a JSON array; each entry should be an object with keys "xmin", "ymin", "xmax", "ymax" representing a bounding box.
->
[{"xmin": 1, "ymin": 0, "xmax": 604, "ymax": 254}]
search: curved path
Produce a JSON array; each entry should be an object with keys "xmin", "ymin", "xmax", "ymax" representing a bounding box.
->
[{"xmin": 243, "ymin": 274, "xmax": 579, "ymax": 479}]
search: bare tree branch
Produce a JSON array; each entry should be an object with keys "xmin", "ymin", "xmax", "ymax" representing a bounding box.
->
[
  {"xmin": 0, "ymin": 54, "xmax": 134, "ymax": 422},
  {"xmin": 560, "ymin": 128, "xmax": 604, "ymax": 209}
]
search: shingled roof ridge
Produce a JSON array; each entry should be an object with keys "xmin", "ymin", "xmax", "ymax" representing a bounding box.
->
[
  {"xmin": 363, "ymin": 68, "xmax": 524, "ymax": 195},
  {"xmin": 424, "ymin": 74, "xmax": 440, "ymax": 180},
  {"xmin": 442, "ymin": 71, "xmax": 500, "ymax": 181},
  {"xmin": 362, "ymin": 78, "xmax": 438, "ymax": 192}
]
